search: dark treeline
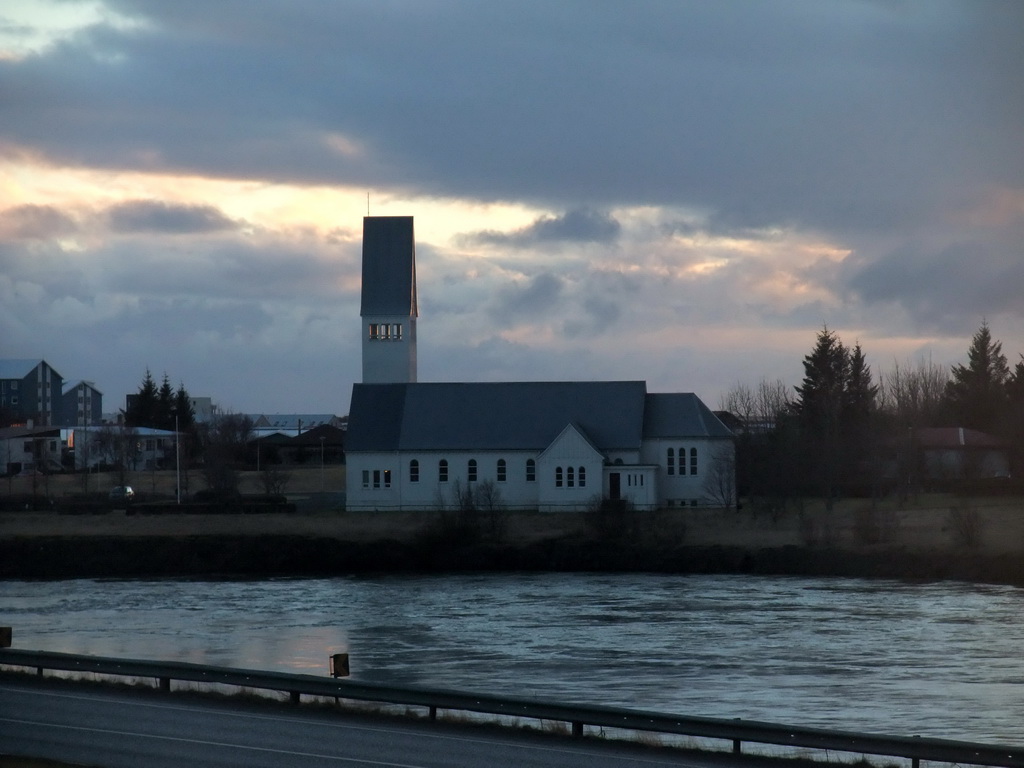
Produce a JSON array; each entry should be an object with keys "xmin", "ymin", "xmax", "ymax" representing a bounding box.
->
[
  {"xmin": 123, "ymin": 368, "xmax": 195, "ymax": 432},
  {"xmin": 118, "ymin": 368, "xmax": 257, "ymax": 496},
  {"xmin": 724, "ymin": 321, "xmax": 1024, "ymax": 510}
]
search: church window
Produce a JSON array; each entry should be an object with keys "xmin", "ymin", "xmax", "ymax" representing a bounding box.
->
[
  {"xmin": 667, "ymin": 448, "xmax": 675, "ymax": 475},
  {"xmin": 690, "ymin": 447, "xmax": 698, "ymax": 475},
  {"xmin": 468, "ymin": 459, "xmax": 478, "ymax": 482},
  {"xmin": 362, "ymin": 470, "xmax": 369, "ymax": 488},
  {"xmin": 439, "ymin": 459, "xmax": 449, "ymax": 482},
  {"xmin": 579, "ymin": 466, "xmax": 586, "ymax": 487},
  {"xmin": 409, "ymin": 459, "xmax": 419, "ymax": 482},
  {"xmin": 383, "ymin": 469, "xmax": 392, "ymax": 488},
  {"xmin": 567, "ymin": 466, "xmax": 575, "ymax": 487},
  {"xmin": 526, "ymin": 458, "xmax": 536, "ymax": 482},
  {"xmin": 555, "ymin": 466, "xmax": 563, "ymax": 487},
  {"xmin": 373, "ymin": 470, "xmax": 381, "ymax": 489},
  {"xmin": 497, "ymin": 459, "xmax": 507, "ymax": 482}
]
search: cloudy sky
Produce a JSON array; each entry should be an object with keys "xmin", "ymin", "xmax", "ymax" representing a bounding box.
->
[{"xmin": 2, "ymin": 1, "xmax": 1023, "ymax": 416}]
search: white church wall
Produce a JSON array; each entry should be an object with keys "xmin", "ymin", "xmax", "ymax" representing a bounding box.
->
[
  {"xmin": 347, "ymin": 449, "xmax": 544, "ymax": 511},
  {"xmin": 602, "ymin": 465, "xmax": 658, "ymax": 511},
  {"xmin": 641, "ymin": 437, "xmax": 735, "ymax": 507},
  {"xmin": 536, "ymin": 425, "xmax": 605, "ymax": 512}
]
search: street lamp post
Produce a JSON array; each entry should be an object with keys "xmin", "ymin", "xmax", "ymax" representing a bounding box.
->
[
  {"xmin": 320, "ymin": 436, "xmax": 326, "ymax": 492},
  {"xmin": 175, "ymin": 412, "xmax": 181, "ymax": 505}
]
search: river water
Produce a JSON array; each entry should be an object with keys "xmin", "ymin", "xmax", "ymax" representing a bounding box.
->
[{"xmin": 3, "ymin": 573, "xmax": 1023, "ymax": 745}]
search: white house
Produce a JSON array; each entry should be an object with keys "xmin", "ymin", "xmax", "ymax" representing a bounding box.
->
[
  {"xmin": 0, "ymin": 425, "xmax": 62, "ymax": 474},
  {"xmin": 344, "ymin": 216, "xmax": 735, "ymax": 512},
  {"xmin": 66, "ymin": 426, "xmax": 178, "ymax": 471}
]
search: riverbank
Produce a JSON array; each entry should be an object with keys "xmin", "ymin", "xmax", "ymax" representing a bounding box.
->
[{"xmin": 3, "ymin": 490, "xmax": 1024, "ymax": 582}]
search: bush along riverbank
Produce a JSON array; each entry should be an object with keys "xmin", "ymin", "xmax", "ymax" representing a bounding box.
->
[{"xmin": 5, "ymin": 533, "xmax": 1024, "ymax": 585}]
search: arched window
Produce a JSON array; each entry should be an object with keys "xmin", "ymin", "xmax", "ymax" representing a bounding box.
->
[
  {"xmin": 667, "ymin": 447, "xmax": 675, "ymax": 475},
  {"xmin": 409, "ymin": 459, "xmax": 419, "ymax": 483},
  {"xmin": 567, "ymin": 466, "xmax": 575, "ymax": 487},
  {"xmin": 690, "ymin": 447, "xmax": 698, "ymax": 475},
  {"xmin": 468, "ymin": 459, "xmax": 478, "ymax": 482},
  {"xmin": 497, "ymin": 459, "xmax": 507, "ymax": 482},
  {"xmin": 555, "ymin": 466, "xmax": 563, "ymax": 487},
  {"xmin": 439, "ymin": 459, "xmax": 449, "ymax": 482},
  {"xmin": 526, "ymin": 458, "xmax": 536, "ymax": 482},
  {"xmin": 578, "ymin": 466, "xmax": 586, "ymax": 487}
]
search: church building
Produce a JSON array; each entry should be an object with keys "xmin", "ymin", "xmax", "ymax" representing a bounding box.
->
[{"xmin": 345, "ymin": 216, "xmax": 734, "ymax": 512}]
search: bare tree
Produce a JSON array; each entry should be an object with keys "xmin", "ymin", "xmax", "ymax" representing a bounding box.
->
[
  {"xmin": 475, "ymin": 479, "xmax": 506, "ymax": 539},
  {"xmin": 199, "ymin": 412, "xmax": 253, "ymax": 494},
  {"xmin": 879, "ymin": 356, "xmax": 949, "ymax": 429},
  {"xmin": 720, "ymin": 377, "xmax": 792, "ymax": 431},
  {"xmin": 702, "ymin": 447, "xmax": 737, "ymax": 509},
  {"xmin": 93, "ymin": 423, "xmax": 139, "ymax": 484}
]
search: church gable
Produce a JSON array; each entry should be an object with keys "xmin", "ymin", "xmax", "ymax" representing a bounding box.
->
[{"xmin": 539, "ymin": 423, "xmax": 605, "ymax": 464}]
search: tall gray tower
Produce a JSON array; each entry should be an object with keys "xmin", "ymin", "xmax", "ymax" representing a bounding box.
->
[{"xmin": 360, "ymin": 216, "xmax": 418, "ymax": 383}]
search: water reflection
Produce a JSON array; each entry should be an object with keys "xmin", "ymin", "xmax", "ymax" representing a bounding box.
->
[{"xmin": 3, "ymin": 573, "xmax": 1023, "ymax": 743}]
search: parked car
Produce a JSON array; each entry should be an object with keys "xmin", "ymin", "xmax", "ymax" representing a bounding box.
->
[{"xmin": 108, "ymin": 486, "xmax": 135, "ymax": 503}]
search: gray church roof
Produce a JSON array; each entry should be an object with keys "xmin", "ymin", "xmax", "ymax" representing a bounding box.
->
[
  {"xmin": 642, "ymin": 393, "xmax": 734, "ymax": 439},
  {"xmin": 360, "ymin": 216, "xmax": 418, "ymax": 317},
  {"xmin": 348, "ymin": 381, "xmax": 648, "ymax": 452}
]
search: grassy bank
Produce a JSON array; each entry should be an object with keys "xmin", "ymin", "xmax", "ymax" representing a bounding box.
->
[{"xmin": 3, "ymin": 470, "xmax": 1024, "ymax": 582}]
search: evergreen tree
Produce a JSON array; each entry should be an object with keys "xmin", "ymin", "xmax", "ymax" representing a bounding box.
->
[
  {"xmin": 844, "ymin": 342, "xmax": 880, "ymax": 493},
  {"xmin": 793, "ymin": 328, "xmax": 879, "ymax": 505},
  {"xmin": 844, "ymin": 342, "xmax": 878, "ymax": 428},
  {"xmin": 794, "ymin": 327, "xmax": 850, "ymax": 507},
  {"xmin": 945, "ymin": 321, "xmax": 1009, "ymax": 432},
  {"xmin": 125, "ymin": 368, "xmax": 160, "ymax": 428},
  {"xmin": 173, "ymin": 384, "xmax": 195, "ymax": 430},
  {"xmin": 1003, "ymin": 356, "xmax": 1024, "ymax": 474},
  {"xmin": 157, "ymin": 373, "xmax": 175, "ymax": 430},
  {"xmin": 795, "ymin": 326, "xmax": 850, "ymax": 434}
]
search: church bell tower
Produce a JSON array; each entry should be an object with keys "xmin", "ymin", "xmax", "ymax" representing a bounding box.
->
[{"xmin": 360, "ymin": 216, "xmax": 418, "ymax": 383}]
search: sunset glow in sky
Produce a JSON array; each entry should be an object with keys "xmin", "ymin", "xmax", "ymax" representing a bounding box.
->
[{"xmin": 2, "ymin": 1, "xmax": 1023, "ymax": 414}]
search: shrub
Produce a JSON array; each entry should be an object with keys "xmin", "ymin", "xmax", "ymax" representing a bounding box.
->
[{"xmin": 948, "ymin": 505, "xmax": 983, "ymax": 549}]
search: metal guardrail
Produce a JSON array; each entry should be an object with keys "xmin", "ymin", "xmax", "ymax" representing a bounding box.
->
[{"xmin": 2, "ymin": 648, "xmax": 1023, "ymax": 767}]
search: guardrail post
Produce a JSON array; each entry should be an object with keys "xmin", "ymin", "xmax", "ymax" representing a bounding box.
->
[
  {"xmin": 291, "ymin": 691, "xmax": 301, "ymax": 704},
  {"xmin": 733, "ymin": 719, "xmax": 742, "ymax": 754},
  {"xmin": 912, "ymin": 735, "xmax": 921, "ymax": 768},
  {"xmin": 429, "ymin": 706, "xmax": 437, "ymax": 721},
  {"xmin": 572, "ymin": 721, "xmax": 583, "ymax": 738},
  {"xmin": 159, "ymin": 677, "xmax": 171, "ymax": 692}
]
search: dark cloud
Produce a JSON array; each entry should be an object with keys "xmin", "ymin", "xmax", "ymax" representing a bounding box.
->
[
  {"xmin": 106, "ymin": 200, "xmax": 237, "ymax": 234},
  {"xmin": 843, "ymin": 234, "xmax": 1024, "ymax": 333},
  {"xmin": 488, "ymin": 272, "xmax": 563, "ymax": 323},
  {"xmin": 4, "ymin": 2, "xmax": 1018, "ymax": 236},
  {"xmin": 473, "ymin": 209, "xmax": 621, "ymax": 247},
  {"xmin": 563, "ymin": 295, "xmax": 622, "ymax": 338},
  {"xmin": 0, "ymin": 204, "xmax": 78, "ymax": 240}
]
